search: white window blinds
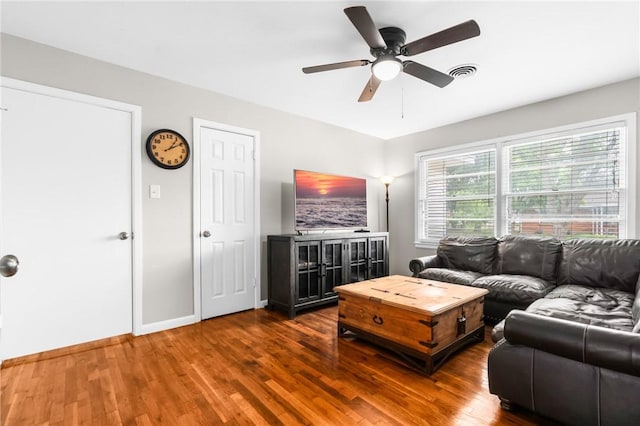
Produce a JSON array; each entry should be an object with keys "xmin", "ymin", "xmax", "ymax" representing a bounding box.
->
[
  {"xmin": 415, "ymin": 114, "xmax": 634, "ymax": 247},
  {"xmin": 417, "ymin": 148, "xmax": 496, "ymax": 241},
  {"xmin": 504, "ymin": 125, "xmax": 625, "ymax": 239}
]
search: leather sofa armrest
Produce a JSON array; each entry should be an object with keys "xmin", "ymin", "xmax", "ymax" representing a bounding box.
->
[
  {"xmin": 409, "ymin": 255, "xmax": 442, "ymax": 277},
  {"xmin": 504, "ymin": 310, "xmax": 640, "ymax": 377}
]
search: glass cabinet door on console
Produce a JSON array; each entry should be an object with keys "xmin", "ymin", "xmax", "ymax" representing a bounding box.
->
[
  {"xmin": 369, "ymin": 236, "xmax": 388, "ymax": 278},
  {"xmin": 349, "ymin": 238, "xmax": 368, "ymax": 282},
  {"xmin": 296, "ymin": 241, "xmax": 321, "ymax": 302},
  {"xmin": 321, "ymin": 239, "xmax": 348, "ymax": 297}
]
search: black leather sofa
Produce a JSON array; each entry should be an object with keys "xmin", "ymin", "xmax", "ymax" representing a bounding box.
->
[
  {"xmin": 488, "ymin": 238, "xmax": 640, "ymax": 425},
  {"xmin": 409, "ymin": 235, "xmax": 563, "ymax": 322},
  {"xmin": 489, "ymin": 311, "xmax": 640, "ymax": 425},
  {"xmin": 410, "ymin": 235, "xmax": 640, "ymax": 424}
]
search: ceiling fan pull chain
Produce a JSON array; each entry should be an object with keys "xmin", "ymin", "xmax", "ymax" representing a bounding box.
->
[{"xmin": 402, "ymin": 88, "xmax": 405, "ymax": 119}]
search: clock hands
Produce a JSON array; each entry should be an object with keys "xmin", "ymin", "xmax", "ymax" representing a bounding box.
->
[{"xmin": 164, "ymin": 141, "xmax": 182, "ymax": 152}]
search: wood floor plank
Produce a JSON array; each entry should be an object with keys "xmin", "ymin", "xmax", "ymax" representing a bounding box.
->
[{"xmin": 1, "ymin": 306, "xmax": 557, "ymax": 425}]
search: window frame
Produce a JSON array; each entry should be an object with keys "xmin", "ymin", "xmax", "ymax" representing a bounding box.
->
[{"xmin": 414, "ymin": 113, "xmax": 637, "ymax": 248}]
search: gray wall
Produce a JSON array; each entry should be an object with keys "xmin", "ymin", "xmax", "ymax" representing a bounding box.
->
[
  {"xmin": 1, "ymin": 34, "xmax": 386, "ymax": 325},
  {"xmin": 384, "ymin": 77, "xmax": 640, "ymax": 275},
  {"xmin": 4, "ymin": 33, "xmax": 638, "ymax": 326}
]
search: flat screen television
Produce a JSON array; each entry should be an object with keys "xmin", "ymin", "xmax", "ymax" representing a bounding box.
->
[{"xmin": 294, "ymin": 169, "xmax": 368, "ymax": 231}]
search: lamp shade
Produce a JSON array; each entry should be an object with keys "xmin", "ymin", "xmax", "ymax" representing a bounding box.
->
[
  {"xmin": 372, "ymin": 56, "xmax": 402, "ymax": 81},
  {"xmin": 380, "ymin": 175, "xmax": 395, "ymax": 185}
]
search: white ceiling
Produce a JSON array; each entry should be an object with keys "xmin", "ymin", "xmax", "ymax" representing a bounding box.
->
[{"xmin": 2, "ymin": 1, "xmax": 638, "ymax": 139}]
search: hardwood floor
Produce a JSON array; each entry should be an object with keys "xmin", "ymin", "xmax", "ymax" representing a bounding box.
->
[{"xmin": 1, "ymin": 306, "xmax": 556, "ymax": 425}]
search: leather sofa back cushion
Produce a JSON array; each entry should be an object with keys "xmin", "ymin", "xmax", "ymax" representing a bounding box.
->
[
  {"xmin": 497, "ymin": 235, "xmax": 562, "ymax": 282},
  {"xmin": 558, "ymin": 239, "xmax": 640, "ymax": 293},
  {"xmin": 437, "ymin": 236, "xmax": 497, "ymax": 274}
]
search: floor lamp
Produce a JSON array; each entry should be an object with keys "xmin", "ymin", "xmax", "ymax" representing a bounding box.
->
[{"xmin": 380, "ymin": 176, "xmax": 394, "ymax": 232}]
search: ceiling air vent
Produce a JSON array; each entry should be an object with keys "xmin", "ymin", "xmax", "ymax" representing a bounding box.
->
[{"xmin": 448, "ymin": 64, "xmax": 478, "ymax": 79}]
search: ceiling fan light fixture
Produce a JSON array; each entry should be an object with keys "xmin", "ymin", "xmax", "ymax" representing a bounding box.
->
[{"xmin": 372, "ymin": 56, "xmax": 402, "ymax": 81}]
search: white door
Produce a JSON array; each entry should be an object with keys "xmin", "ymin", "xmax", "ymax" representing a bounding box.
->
[
  {"xmin": 198, "ymin": 124, "xmax": 257, "ymax": 319},
  {"xmin": 0, "ymin": 82, "xmax": 134, "ymax": 360}
]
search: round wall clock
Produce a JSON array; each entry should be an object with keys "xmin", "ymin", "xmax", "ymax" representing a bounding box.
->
[{"xmin": 145, "ymin": 129, "xmax": 190, "ymax": 169}]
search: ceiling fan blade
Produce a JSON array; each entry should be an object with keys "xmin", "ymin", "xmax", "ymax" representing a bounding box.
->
[
  {"xmin": 302, "ymin": 59, "xmax": 370, "ymax": 74},
  {"xmin": 358, "ymin": 75, "xmax": 382, "ymax": 102},
  {"xmin": 402, "ymin": 20, "xmax": 480, "ymax": 56},
  {"xmin": 344, "ymin": 6, "xmax": 386, "ymax": 49},
  {"xmin": 403, "ymin": 61, "xmax": 454, "ymax": 88}
]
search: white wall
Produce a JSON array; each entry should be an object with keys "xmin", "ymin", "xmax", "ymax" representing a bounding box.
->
[
  {"xmin": 1, "ymin": 34, "xmax": 386, "ymax": 325},
  {"xmin": 383, "ymin": 77, "xmax": 640, "ymax": 275}
]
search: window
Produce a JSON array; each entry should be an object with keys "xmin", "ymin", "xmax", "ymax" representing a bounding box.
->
[
  {"xmin": 415, "ymin": 114, "xmax": 636, "ymax": 247},
  {"xmin": 417, "ymin": 148, "xmax": 496, "ymax": 241},
  {"xmin": 504, "ymin": 126, "xmax": 624, "ymax": 239}
]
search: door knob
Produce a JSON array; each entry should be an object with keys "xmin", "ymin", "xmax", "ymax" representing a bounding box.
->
[
  {"xmin": 202, "ymin": 230, "xmax": 211, "ymax": 238},
  {"xmin": 119, "ymin": 232, "xmax": 130, "ymax": 240},
  {"xmin": 0, "ymin": 254, "xmax": 19, "ymax": 277}
]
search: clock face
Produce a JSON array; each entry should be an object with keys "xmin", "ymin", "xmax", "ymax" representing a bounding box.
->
[{"xmin": 146, "ymin": 129, "xmax": 190, "ymax": 169}]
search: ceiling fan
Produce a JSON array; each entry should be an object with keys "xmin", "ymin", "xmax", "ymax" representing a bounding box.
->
[{"xmin": 302, "ymin": 6, "xmax": 480, "ymax": 102}]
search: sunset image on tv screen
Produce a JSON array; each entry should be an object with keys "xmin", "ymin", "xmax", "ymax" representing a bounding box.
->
[{"xmin": 295, "ymin": 170, "xmax": 367, "ymax": 230}]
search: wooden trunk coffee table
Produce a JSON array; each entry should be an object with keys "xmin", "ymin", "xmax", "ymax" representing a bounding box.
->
[{"xmin": 335, "ymin": 275, "xmax": 489, "ymax": 375}]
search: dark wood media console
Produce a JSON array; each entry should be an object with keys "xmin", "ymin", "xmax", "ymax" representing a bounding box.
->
[{"xmin": 267, "ymin": 232, "xmax": 389, "ymax": 318}]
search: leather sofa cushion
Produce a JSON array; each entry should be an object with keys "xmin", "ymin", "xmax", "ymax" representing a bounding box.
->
[
  {"xmin": 436, "ymin": 236, "xmax": 498, "ymax": 274},
  {"xmin": 497, "ymin": 235, "xmax": 562, "ymax": 282},
  {"xmin": 418, "ymin": 268, "xmax": 483, "ymax": 286},
  {"xmin": 472, "ymin": 274, "xmax": 555, "ymax": 304},
  {"xmin": 526, "ymin": 285, "xmax": 635, "ymax": 332},
  {"xmin": 558, "ymin": 239, "xmax": 640, "ymax": 293}
]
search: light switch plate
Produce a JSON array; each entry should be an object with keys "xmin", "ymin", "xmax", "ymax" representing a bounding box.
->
[{"xmin": 149, "ymin": 185, "xmax": 161, "ymax": 199}]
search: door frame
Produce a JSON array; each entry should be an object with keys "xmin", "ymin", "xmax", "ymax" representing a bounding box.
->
[
  {"xmin": 0, "ymin": 77, "xmax": 144, "ymax": 336},
  {"xmin": 192, "ymin": 118, "xmax": 261, "ymax": 320}
]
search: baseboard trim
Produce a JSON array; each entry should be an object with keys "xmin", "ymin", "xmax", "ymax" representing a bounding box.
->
[{"xmin": 137, "ymin": 314, "xmax": 199, "ymax": 336}]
